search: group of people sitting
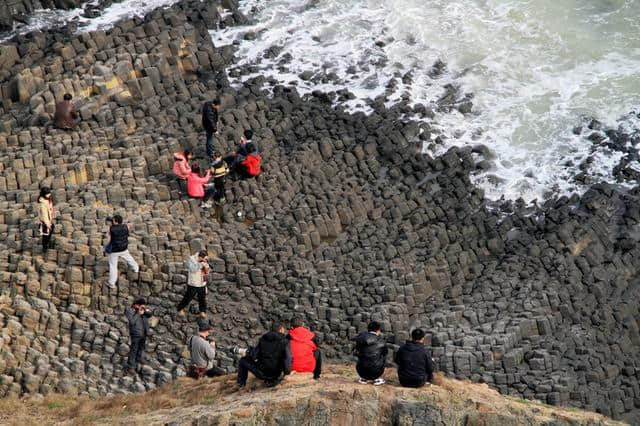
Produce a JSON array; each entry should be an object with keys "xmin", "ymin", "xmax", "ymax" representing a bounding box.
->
[
  {"xmin": 171, "ymin": 98, "xmax": 262, "ymax": 209},
  {"xmin": 186, "ymin": 319, "xmax": 435, "ymax": 389}
]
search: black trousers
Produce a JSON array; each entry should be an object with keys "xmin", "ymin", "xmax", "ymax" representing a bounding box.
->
[
  {"xmin": 399, "ymin": 376, "xmax": 427, "ymax": 388},
  {"xmin": 177, "ymin": 285, "xmax": 207, "ymax": 313},
  {"xmin": 126, "ymin": 336, "xmax": 146, "ymax": 369},
  {"xmin": 41, "ymin": 222, "xmax": 54, "ymax": 251},
  {"xmin": 206, "ymin": 366, "xmax": 226, "ymax": 377},
  {"xmin": 237, "ymin": 357, "xmax": 276, "ymax": 385},
  {"xmin": 313, "ymin": 349, "xmax": 322, "ymax": 379},
  {"xmin": 356, "ymin": 364, "xmax": 385, "ymax": 381},
  {"xmin": 213, "ymin": 178, "xmax": 225, "ymax": 201}
]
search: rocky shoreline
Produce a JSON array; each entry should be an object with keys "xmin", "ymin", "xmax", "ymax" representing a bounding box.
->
[{"xmin": 1, "ymin": 0, "xmax": 640, "ymax": 424}]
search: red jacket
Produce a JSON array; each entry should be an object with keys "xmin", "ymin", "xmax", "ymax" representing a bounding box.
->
[
  {"xmin": 186, "ymin": 171, "xmax": 211, "ymax": 198},
  {"xmin": 241, "ymin": 154, "xmax": 261, "ymax": 177},
  {"xmin": 172, "ymin": 151, "xmax": 191, "ymax": 180},
  {"xmin": 289, "ymin": 327, "xmax": 317, "ymax": 372}
]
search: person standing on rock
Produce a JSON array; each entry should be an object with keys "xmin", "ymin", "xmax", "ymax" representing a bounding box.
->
[
  {"xmin": 354, "ymin": 321, "xmax": 388, "ymax": 385},
  {"xmin": 237, "ymin": 322, "xmax": 292, "ymax": 388},
  {"xmin": 172, "ymin": 149, "xmax": 193, "ymax": 192},
  {"xmin": 394, "ymin": 328, "xmax": 435, "ymax": 388},
  {"xmin": 37, "ymin": 187, "xmax": 55, "ymax": 251},
  {"xmin": 288, "ymin": 317, "xmax": 322, "ymax": 380},
  {"xmin": 187, "ymin": 321, "xmax": 225, "ymax": 378},
  {"xmin": 202, "ymin": 98, "xmax": 221, "ymax": 160},
  {"xmin": 54, "ymin": 93, "xmax": 78, "ymax": 130},
  {"xmin": 125, "ymin": 298, "xmax": 152, "ymax": 374},
  {"xmin": 209, "ymin": 152, "xmax": 229, "ymax": 205},
  {"xmin": 106, "ymin": 214, "xmax": 139, "ymax": 289},
  {"xmin": 177, "ymin": 250, "xmax": 209, "ymax": 318},
  {"xmin": 187, "ymin": 164, "xmax": 215, "ymax": 209}
]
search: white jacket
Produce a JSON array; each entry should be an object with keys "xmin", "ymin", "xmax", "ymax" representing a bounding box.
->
[{"xmin": 186, "ymin": 254, "xmax": 208, "ymax": 287}]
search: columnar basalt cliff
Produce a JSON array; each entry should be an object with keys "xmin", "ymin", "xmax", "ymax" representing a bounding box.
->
[{"xmin": 1, "ymin": 0, "xmax": 640, "ymax": 424}]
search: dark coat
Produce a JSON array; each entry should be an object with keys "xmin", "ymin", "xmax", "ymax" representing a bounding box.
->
[
  {"xmin": 125, "ymin": 306, "xmax": 152, "ymax": 338},
  {"xmin": 201, "ymin": 102, "xmax": 218, "ymax": 132},
  {"xmin": 354, "ymin": 332, "xmax": 388, "ymax": 371},
  {"xmin": 249, "ymin": 331, "xmax": 292, "ymax": 379},
  {"xmin": 394, "ymin": 341, "xmax": 434, "ymax": 383},
  {"xmin": 109, "ymin": 224, "xmax": 129, "ymax": 253},
  {"xmin": 54, "ymin": 100, "xmax": 78, "ymax": 130}
]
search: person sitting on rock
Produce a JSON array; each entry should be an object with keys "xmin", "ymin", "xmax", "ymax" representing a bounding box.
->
[
  {"xmin": 209, "ymin": 151, "xmax": 229, "ymax": 205},
  {"xmin": 354, "ymin": 321, "xmax": 388, "ymax": 385},
  {"xmin": 187, "ymin": 321, "xmax": 225, "ymax": 379},
  {"xmin": 172, "ymin": 149, "xmax": 193, "ymax": 191},
  {"xmin": 288, "ymin": 317, "xmax": 321, "ymax": 379},
  {"xmin": 106, "ymin": 214, "xmax": 139, "ymax": 289},
  {"xmin": 224, "ymin": 130, "xmax": 260, "ymax": 176},
  {"xmin": 187, "ymin": 164, "xmax": 215, "ymax": 209},
  {"xmin": 54, "ymin": 93, "xmax": 79, "ymax": 130},
  {"xmin": 237, "ymin": 142, "xmax": 262, "ymax": 179},
  {"xmin": 394, "ymin": 328, "xmax": 435, "ymax": 388},
  {"xmin": 125, "ymin": 298, "xmax": 152, "ymax": 374},
  {"xmin": 202, "ymin": 98, "xmax": 221, "ymax": 160},
  {"xmin": 37, "ymin": 186, "xmax": 56, "ymax": 251},
  {"xmin": 237, "ymin": 322, "xmax": 292, "ymax": 388},
  {"xmin": 177, "ymin": 250, "xmax": 209, "ymax": 318}
]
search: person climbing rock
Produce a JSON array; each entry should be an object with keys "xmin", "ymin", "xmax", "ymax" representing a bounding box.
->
[
  {"xmin": 187, "ymin": 164, "xmax": 215, "ymax": 209},
  {"xmin": 177, "ymin": 250, "xmax": 209, "ymax": 318},
  {"xmin": 125, "ymin": 298, "xmax": 152, "ymax": 374},
  {"xmin": 106, "ymin": 214, "xmax": 139, "ymax": 289},
  {"xmin": 394, "ymin": 328, "xmax": 435, "ymax": 388},
  {"xmin": 209, "ymin": 152, "xmax": 229, "ymax": 205},
  {"xmin": 54, "ymin": 93, "xmax": 78, "ymax": 130},
  {"xmin": 288, "ymin": 317, "xmax": 321, "ymax": 379},
  {"xmin": 37, "ymin": 187, "xmax": 55, "ymax": 251},
  {"xmin": 187, "ymin": 321, "xmax": 225, "ymax": 378},
  {"xmin": 172, "ymin": 149, "xmax": 193, "ymax": 191},
  {"xmin": 237, "ymin": 322, "xmax": 292, "ymax": 387},
  {"xmin": 354, "ymin": 321, "xmax": 388, "ymax": 385},
  {"xmin": 202, "ymin": 98, "xmax": 221, "ymax": 160}
]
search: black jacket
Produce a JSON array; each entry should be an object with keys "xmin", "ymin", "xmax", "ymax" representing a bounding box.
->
[
  {"xmin": 202, "ymin": 102, "xmax": 218, "ymax": 132},
  {"xmin": 394, "ymin": 341, "xmax": 434, "ymax": 383},
  {"xmin": 125, "ymin": 306, "xmax": 152, "ymax": 338},
  {"xmin": 110, "ymin": 224, "xmax": 129, "ymax": 253},
  {"xmin": 354, "ymin": 332, "xmax": 388, "ymax": 371},
  {"xmin": 249, "ymin": 331, "xmax": 292, "ymax": 379}
]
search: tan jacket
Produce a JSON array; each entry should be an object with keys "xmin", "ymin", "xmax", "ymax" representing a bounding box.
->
[{"xmin": 38, "ymin": 197, "xmax": 54, "ymax": 227}]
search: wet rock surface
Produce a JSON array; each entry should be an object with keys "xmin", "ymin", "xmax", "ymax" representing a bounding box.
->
[{"xmin": 0, "ymin": 0, "xmax": 640, "ymax": 424}]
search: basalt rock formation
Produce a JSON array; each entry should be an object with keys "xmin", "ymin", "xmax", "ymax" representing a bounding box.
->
[{"xmin": 1, "ymin": 0, "xmax": 640, "ymax": 424}]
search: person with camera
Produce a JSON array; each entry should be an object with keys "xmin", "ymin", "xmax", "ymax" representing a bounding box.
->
[
  {"xmin": 394, "ymin": 328, "xmax": 435, "ymax": 388},
  {"xmin": 354, "ymin": 321, "xmax": 388, "ymax": 385},
  {"xmin": 237, "ymin": 322, "xmax": 292, "ymax": 388},
  {"xmin": 177, "ymin": 250, "xmax": 210, "ymax": 318},
  {"xmin": 106, "ymin": 214, "xmax": 139, "ymax": 289},
  {"xmin": 187, "ymin": 321, "xmax": 225, "ymax": 379},
  {"xmin": 125, "ymin": 298, "xmax": 152, "ymax": 374}
]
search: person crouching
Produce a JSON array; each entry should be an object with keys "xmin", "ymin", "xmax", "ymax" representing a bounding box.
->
[
  {"xmin": 394, "ymin": 328, "xmax": 435, "ymax": 388},
  {"xmin": 354, "ymin": 321, "xmax": 388, "ymax": 385},
  {"xmin": 187, "ymin": 322, "xmax": 225, "ymax": 379},
  {"xmin": 237, "ymin": 322, "xmax": 292, "ymax": 388}
]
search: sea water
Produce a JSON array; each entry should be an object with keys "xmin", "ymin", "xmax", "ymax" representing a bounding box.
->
[{"xmin": 214, "ymin": 0, "xmax": 640, "ymax": 201}]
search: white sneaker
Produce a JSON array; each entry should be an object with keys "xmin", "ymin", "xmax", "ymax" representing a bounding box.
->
[
  {"xmin": 373, "ymin": 378, "xmax": 385, "ymax": 386},
  {"xmin": 357, "ymin": 377, "xmax": 369, "ymax": 385},
  {"xmin": 200, "ymin": 202, "xmax": 212, "ymax": 209},
  {"xmin": 106, "ymin": 282, "xmax": 116, "ymax": 289}
]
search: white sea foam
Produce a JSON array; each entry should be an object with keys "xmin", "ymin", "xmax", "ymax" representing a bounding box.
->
[{"xmin": 214, "ymin": 0, "xmax": 640, "ymax": 202}]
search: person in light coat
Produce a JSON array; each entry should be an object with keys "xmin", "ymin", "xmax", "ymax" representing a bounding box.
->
[{"xmin": 177, "ymin": 250, "xmax": 209, "ymax": 318}]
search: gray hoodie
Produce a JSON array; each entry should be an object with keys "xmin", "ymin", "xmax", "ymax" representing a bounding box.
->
[{"xmin": 189, "ymin": 335, "xmax": 216, "ymax": 368}]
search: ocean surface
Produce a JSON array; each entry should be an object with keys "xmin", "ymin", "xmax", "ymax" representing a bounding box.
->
[{"xmin": 4, "ymin": 0, "xmax": 640, "ymax": 202}]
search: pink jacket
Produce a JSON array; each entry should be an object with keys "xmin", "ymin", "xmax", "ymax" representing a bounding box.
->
[
  {"xmin": 172, "ymin": 151, "xmax": 191, "ymax": 180},
  {"xmin": 187, "ymin": 171, "xmax": 211, "ymax": 198}
]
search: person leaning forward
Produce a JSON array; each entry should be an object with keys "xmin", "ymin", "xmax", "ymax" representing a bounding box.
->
[
  {"xmin": 177, "ymin": 250, "xmax": 209, "ymax": 318},
  {"xmin": 187, "ymin": 322, "xmax": 225, "ymax": 379},
  {"xmin": 237, "ymin": 322, "xmax": 292, "ymax": 387}
]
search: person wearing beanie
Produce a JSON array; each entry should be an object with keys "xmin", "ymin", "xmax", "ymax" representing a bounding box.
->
[
  {"xmin": 125, "ymin": 298, "xmax": 152, "ymax": 374},
  {"xmin": 37, "ymin": 187, "xmax": 55, "ymax": 251},
  {"xmin": 188, "ymin": 321, "xmax": 225, "ymax": 378},
  {"xmin": 394, "ymin": 328, "xmax": 435, "ymax": 388}
]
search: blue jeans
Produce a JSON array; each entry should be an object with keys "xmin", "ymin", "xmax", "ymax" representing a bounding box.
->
[{"xmin": 206, "ymin": 129, "xmax": 216, "ymax": 159}]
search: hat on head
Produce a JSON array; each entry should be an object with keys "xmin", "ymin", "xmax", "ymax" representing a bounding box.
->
[{"xmin": 198, "ymin": 322, "xmax": 212, "ymax": 332}]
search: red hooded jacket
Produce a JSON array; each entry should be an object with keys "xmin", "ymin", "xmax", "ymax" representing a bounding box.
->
[
  {"xmin": 289, "ymin": 327, "xmax": 317, "ymax": 372},
  {"xmin": 241, "ymin": 153, "xmax": 261, "ymax": 177}
]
